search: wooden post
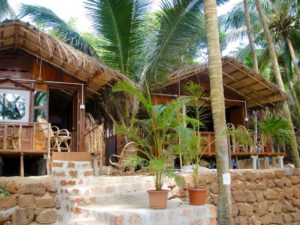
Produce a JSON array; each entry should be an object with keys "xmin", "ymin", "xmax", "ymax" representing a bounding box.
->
[
  {"xmin": 3, "ymin": 123, "xmax": 7, "ymax": 150},
  {"xmin": 44, "ymin": 154, "xmax": 50, "ymax": 175},
  {"xmin": 20, "ymin": 152, "xmax": 24, "ymax": 177},
  {"xmin": 92, "ymin": 154, "xmax": 99, "ymax": 176}
]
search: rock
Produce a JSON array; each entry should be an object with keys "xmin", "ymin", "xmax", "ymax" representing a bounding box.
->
[
  {"xmin": 271, "ymin": 214, "xmax": 283, "ymax": 224},
  {"xmin": 235, "ymin": 216, "xmax": 248, "ymax": 225},
  {"xmin": 282, "ymin": 200, "xmax": 296, "ymax": 213},
  {"xmin": 11, "ymin": 208, "xmax": 34, "ymax": 225},
  {"xmin": 259, "ymin": 214, "xmax": 272, "ymax": 225},
  {"xmin": 46, "ymin": 184, "xmax": 56, "ymax": 193},
  {"xmin": 263, "ymin": 189, "xmax": 278, "ymax": 200},
  {"xmin": 19, "ymin": 184, "xmax": 46, "ymax": 196},
  {"xmin": 35, "ymin": 193, "xmax": 55, "ymax": 208},
  {"xmin": 204, "ymin": 173, "xmax": 217, "ymax": 184},
  {"xmin": 0, "ymin": 195, "xmax": 17, "ymax": 210},
  {"xmin": 283, "ymin": 214, "xmax": 293, "ymax": 223},
  {"xmin": 255, "ymin": 191, "xmax": 264, "ymax": 201},
  {"xmin": 245, "ymin": 191, "xmax": 256, "ymax": 203},
  {"xmin": 233, "ymin": 190, "xmax": 247, "ymax": 202},
  {"xmin": 232, "ymin": 205, "xmax": 238, "ymax": 218},
  {"xmin": 291, "ymin": 176, "xmax": 300, "ymax": 185},
  {"xmin": 292, "ymin": 199, "xmax": 300, "ymax": 209},
  {"xmin": 209, "ymin": 182, "xmax": 218, "ymax": 194},
  {"xmin": 268, "ymin": 201, "xmax": 282, "ymax": 214},
  {"xmin": 6, "ymin": 181, "xmax": 18, "ymax": 194},
  {"xmin": 256, "ymin": 182, "xmax": 267, "ymax": 190},
  {"xmin": 18, "ymin": 195, "xmax": 34, "ymax": 208},
  {"xmin": 0, "ymin": 215, "xmax": 10, "ymax": 224},
  {"xmin": 266, "ymin": 180, "xmax": 275, "ymax": 188},
  {"xmin": 238, "ymin": 203, "xmax": 253, "ymax": 216},
  {"xmin": 282, "ymin": 177, "xmax": 292, "ymax": 187},
  {"xmin": 291, "ymin": 211, "xmax": 300, "ymax": 221},
  {"xmin": 274, "ymin": 170, "xmax": 284, "ymax": 178},
  {"xmin": 292, "ymin": 186, "xmax": 300, "ymax": 198},
  {"xmin": 274, "ymin": 179, "xmax": 284, "ymax": 187},
  {"xmin": 4, "ymin": 221, "xmax": 12, "ymax": 225},
  {"xmin": 231, "ymin": 180, "xmax": 245, "ymax": 191},
  {"xmin": 255, "ymin": 202, "xmax": 268, "ymax": 217},
  {"xmin": 36, "ymin": 209, "xmax": 57, "ymax": 224},
  {"xmin": 250, "ymin": 215, "xmax": 261, "ymax": 225}
]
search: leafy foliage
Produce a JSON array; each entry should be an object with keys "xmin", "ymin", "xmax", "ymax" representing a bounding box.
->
[
  {"xmin": 0, "ymin": 0, "xmax": 15, "ymax": 21},
  {"xmin": 0, "ymin": 185, "xmax": 9, "ymax": 197},
  {"xmin": 18, "ymin": 4, "xmax": 97, "ymax": 56}
]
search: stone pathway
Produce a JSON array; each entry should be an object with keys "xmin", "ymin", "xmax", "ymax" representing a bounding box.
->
[{"xmin": 52, "ymin": 160, "xmax": 216, "ymax": 225}]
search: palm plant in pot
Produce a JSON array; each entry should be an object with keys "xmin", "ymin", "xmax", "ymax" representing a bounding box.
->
[
  {"xmin": 174, "ymin": 83, "xmax": 208, "ymax": 205},
  {"xmin": 112, "ymin": 81, "xmax": 189, "ymax": 209},
  {"xmin": 258, "ymin": 111, "xmax": 291, "ymax": 152}
]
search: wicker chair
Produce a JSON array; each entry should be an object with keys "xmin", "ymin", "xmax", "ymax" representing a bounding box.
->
[
  {"xmin": 37, "ymin": 116, "xmax": 71, "ymax": 152},
  {"xmin": 109, "ymin": 142, "xmax": 137, "ymax": 174}
]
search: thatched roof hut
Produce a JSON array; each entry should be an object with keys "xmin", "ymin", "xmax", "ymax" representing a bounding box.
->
[
  {"xmin": 0, "ymin": 20, "xmax": 131, "ymax": 95},
  {"xmin": 154, "ymin": 57, "xmax": 288, "ymax": 108}
]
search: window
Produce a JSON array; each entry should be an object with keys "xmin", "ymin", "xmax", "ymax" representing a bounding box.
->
[
  {"xmin": 0, "ymin": 89, "xmax": 30, "ymax": 122},
  {"xmin": 33, "ymin": 91, "xmax": 48, "ymax": 121}
]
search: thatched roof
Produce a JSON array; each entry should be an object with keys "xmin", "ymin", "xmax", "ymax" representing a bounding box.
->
[
  {"xmin": 158, "ymin": 57, "xmax": 288, "ymax": 108},
  {"xmin": 0, "ymin": 20, "xmax": 131, "ymax": 93}
]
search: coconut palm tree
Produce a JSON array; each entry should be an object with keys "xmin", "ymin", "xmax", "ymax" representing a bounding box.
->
[
  {"xmin": 18, "ymin": 4, "xmax": 97, "ymax": 56},
  {"xmin": 204, "ymin": 0, "xmax": 232, "ymax": 224},
  {"xmin": 255, "ymin": 0, "xmax": 300, "ymax": 168},
  {"xmin": 243, "ymin": 0, "xmax": 259, "ymax": 73},
  {"xmin": 0, "ymin": 0, "xmax": 15, "ymax": 21}
]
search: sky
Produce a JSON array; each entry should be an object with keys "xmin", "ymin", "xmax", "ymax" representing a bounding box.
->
[{"xmin": 9, "ymin": 0, "xmax": 243, "ymax": 55}]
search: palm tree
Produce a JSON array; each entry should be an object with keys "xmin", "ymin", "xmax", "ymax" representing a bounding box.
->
[
  {"xmin": 243, "ymin": 0, "xmax": 259, "ymax": 73},
  {"xmin": 18, "ymin": 4, "xmax": 97, "ymax": 56},
  {"xmin": 0, "ymin": 0, "xmax": 15, "ymax": 21},
  {"xmin": 204, "ymin": 0, "xmax": 232, "ymax": 224},
  {"xmin": 255, "ymin": 0, "xmax": 300, "ymax": 168}
]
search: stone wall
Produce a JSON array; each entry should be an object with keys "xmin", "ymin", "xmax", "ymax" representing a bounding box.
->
[
  {"xmin": 179, "ymin": 168, "xmax": 300, "ymax": 225},
  {"xmin": 0, "ymin": 176, "xmax": 58, "ymax": 225}
]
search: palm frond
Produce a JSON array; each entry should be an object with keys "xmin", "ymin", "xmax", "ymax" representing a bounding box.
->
[
  {"xmin": 18, "ymin": 4, "xmax": 97, "ymax": 57},
  {"xmin": 0, "ymin": 0, "xmax": 16, "ymax": 21}
]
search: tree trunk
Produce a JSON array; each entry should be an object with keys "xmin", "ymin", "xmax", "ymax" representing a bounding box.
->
[
  {"xmin": 255, "ymin": 0, "xmax": 300, "ymax": 168},
  {"xmin": 204, "ymin": 0, "xmax": 232, "ymax": 224},
  {"xmin": 243, "ymin": 0, "xmax": 259, "ymax": 73},
  {"xmin": 286, "ymin": 37, "xmax": 300, "ymax": 82},
  {"xmin": 288, "ymin": 81, "xmax": 300, "ymax": 116}
]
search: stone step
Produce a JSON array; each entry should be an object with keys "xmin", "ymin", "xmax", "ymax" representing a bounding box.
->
[
  {"xmin": 68, "ymin": 218, "xmax": 109, "ymax": 225},
  {"xmin": 73, "ymin": 201, "xmax": 216, "ymax": 225},
  {"xmin": 63, "ymin": 180, "xmax": 155, "ymax": 196}
]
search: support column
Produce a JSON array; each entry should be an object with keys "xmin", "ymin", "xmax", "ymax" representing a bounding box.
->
[
  {"xmin": 277, "ymin": 155, "xmax": 284, "ymax": 169},
  {"xmin": 251, "ymin": 155, "xmax": 258, "ymax": 169},
  {"xmin": 20, "ymin": 153, "xmax": 24, "ymax": 177}
]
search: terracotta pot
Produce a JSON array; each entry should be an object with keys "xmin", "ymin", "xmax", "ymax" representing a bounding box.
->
[
  {"xmin": 147, "ymin": 189, "xmax": 169, "ymax": 209},
  {"xmin": 188, "ymin": 188, "xmax": 206, "ymax": 205}
]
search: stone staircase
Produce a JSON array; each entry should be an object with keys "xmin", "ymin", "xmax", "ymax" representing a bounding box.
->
[{"xmin": 52, "ymin": 160, "xmax": 216, "ymax": 225}]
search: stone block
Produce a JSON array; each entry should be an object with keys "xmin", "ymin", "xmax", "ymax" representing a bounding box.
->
[
  {"xmin": 46, "ymin": 184, "xmax": 56, "ymax": 193},
  {"xmin": 238, "ymin": 203, "xmax": 253, "ymax": 216},
  {"xmin": 18, "ymin": 195, "xmax": 34, "ymax": 208},
  {"xmin": 282, "ymin": 177, "xmax": 292, "ymax": 187},
  {"xmin": 274, "ymin": 179, "xmax": 284, "ymax": 188},
  {"xmin": 268, "ymin": 200, "xmax": 282, "ymax": 214},
  {"xmin": 263, "ymin": 189, "xmax": 278, "ymax": 200},
  {"xmin": 35, "ymin": 193, "xmax": 55, "ymax": 208},
  {"xmin": 245, "ymin": 191, "xmax": 256, "ymax": 203},
  {"xmin": 232, "ymin": 205, "xmax": 238, "ymax": 218},
  {"xmin": 52, "ymin": 162, "xmax": 64, "ymax": 167},
  {"xmin": 266, "ymin": 180, "xmax": 275, "ymax": 188},
  {"xmin": 0, "ymin": 215, "xmax": 10, "ymax": 224},
  {"xmin": 204, "ymin": 173, "xmax": 217, "ymax": 184},
  {"xmin": 68, "ymin": 170, "xmax": 78, "ymax": 178},
  {"xmin": 274, "ymin": 170, "xmax": 284, "ymax": 178},
  {"xmin": 250, "ymin": 215, "xmax": 261, "ymax": 225},
  {"xmin": 11, "ymin": 208, "xmax": 34, "ymax": 225},
  {"xmin": 292, "ymin": 187, "xmax": 300, "ymax": 198},
  {"xmin": 233, "ymin": 190, "xmax": 247, "ymax": 202},
  {"xmin": 36, "ymin": 209, "xmax": 57, "ymax": 224},
  {"xmin": 256, "ymin": 182, "xmax": 267, "ymax": 190},
  {"xmin": 209, "ymin": 182, "xmax": 218, "ymax": 194},
  {"xmin": 291, "ymin": 176, "xmax": 300, "ymax": 185},
  {"xmin": 245, "ymin": 182, "xmax": 256, "ymax": 190},
  {"xmin": 292, "ymin": 199, "xmax": 300, "ymax": 208},
  {"xmin": 235, "ymin": 216, "xmax": 248, "ymax": 225},
  {"xmin": 67, "ymin": 162, "xmax": 75, "ymax": 168},
  {"xmin": 4, "ymin": 221, "xmax": 12, "ymax": 225},
  {"xmin": 283, "ymin": 214, "xmax": 293, "ymax": 223},
  {"xmin": 255, "ymin": 202, "xmax": 268, "ymax": 217},
  {"xmin": 19, "ymin": 183, "xmax": 46, "ymax": 196},
  {"xmin": 282, "ymin": 200, "xmax": 297, "ymax": 213},
  {"xmin": 255, "ymin": 191, "xmax": 264, "ymax": 201},
  {"xmin": 292, "ymin": 211, "xmax": 300, "ymax": 221},
  {"xmin": 6, "ymin": 181, "xmax": 18, "ymax": 194},
  {"xmin": 271, "ymin": 214, "xmax": 283, "ymax": 224},
  {"xmin": 259, "ymin": 214, "xmax": 273, "ymax": 225},
  {"xmin": 0, "ymin": 195, "xmax": 17, "ymax": 210},
  {"xmin": 231, "ymin": 180, "xmax": 245, "ymax": 191}
]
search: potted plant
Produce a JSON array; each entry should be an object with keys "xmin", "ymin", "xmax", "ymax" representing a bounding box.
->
[
  {"xmin": 225, "ymin": 123, "xmax": 253, "ymax": 152},
  {"xmin": 173, "ymin": 82, "xmax": 208, "ymax": 205},
  {"xmin": 112, "ymin": 82, "xmax": 188, "ymax": 209}
]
